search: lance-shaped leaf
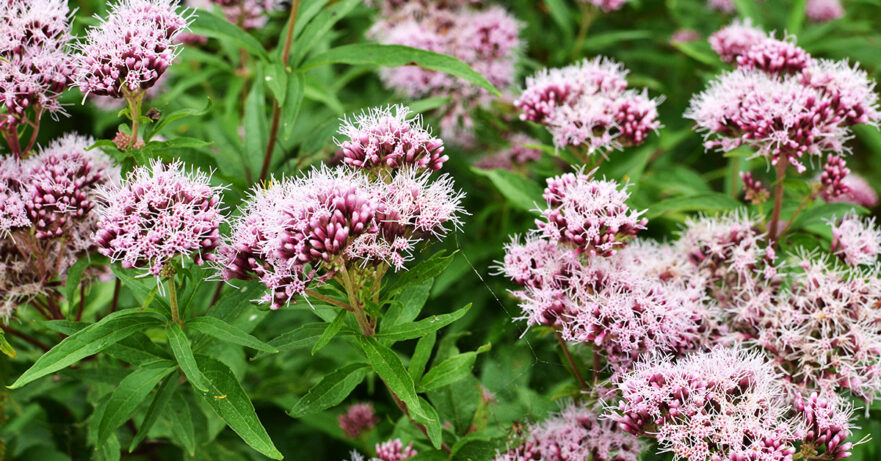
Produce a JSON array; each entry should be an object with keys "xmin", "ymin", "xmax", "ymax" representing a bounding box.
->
[
  {"xmin": 288, "ymin": 363, "xmax": 369, "ymax": 417},
  {"xmin": 186, "ymin": 317, "xmax": 277, "ymax": 354},
  {"xmin": 189, "ymin": 11, "xmax": 269, "ymax": 61},
  {"xmin": 357, "ymin": 336, "xmax": 427, "ymax": 421},
  {"xmin": 378, "ymin": 304, "xmax": 471, "ymax": 342},
  {"xmin": 167, "ymin": 324, "xmax": 210, "ymax": 392},
  {"xmin": 418, "ymin": 344, "xmax": 491, "ymax": 392},
  {"xmin": 97, "ymin": 360, "xmax": 176, "ymax": 446}
]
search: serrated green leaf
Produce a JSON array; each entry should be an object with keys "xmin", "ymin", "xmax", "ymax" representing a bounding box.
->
[
  {"xmin": 288, "ymin": 363, "xmax": 368, "ymax": 417},
  {"xmin": 189, "ymin": 11, "xmax": 269, "ymax": 61},
  {"xmin": 312, "ymin": 310, "xmax": 346, "ymax": 355},
  {"xmin": 167, "ymin": 323, "xmax": 210, "ymax": 392},
  {"xmin": 471, "ymin": 167, "xmax": 543, "ymax": 212},
  {"xmin": 293, "ymin": 0, "xmax": 361, "ymax": 64},
  {"xmin": 416, "ymin": 397, "xmax": 443, "ymax": 449},
  {"xmin": 357, "ymin": 336, "xmax": 427, "ymax": 420},
  {"xmin": 646, "ymin": 193, "xmax": 742, "ymax": 219},
  {"xmin": 384, "ymin": 251, "xmax": 454, "ymax": 300},
  {"xmin": 168, "ymin": 392, "xmax": 196, "ymax": 456},
  {"xmin": 254, "ymin": 323, "xmax": 327, "ymax": 360},
  {"xmin": 8, "ymin": 309, "xmax": 165, "ymax": 389},
  {"xmin": 379, "ymin": 304, "xmax": 471, "ymax": 342},
  {"xmin": 129, "ymin": 373, "xmax": 178, "ymax": 452},
  {"xmin": 186, "ymin": 316, "xmax": 277, "ymax": 354},
  {"xmin": 196, "ymin": 355, "xmax": 283, "ymax": 459},
  {"xmin": 144, "ymin": 99, "xmax": 212, "ymax": 142},
  {"xmin": 97, "ymin": 360, "xmax": 175, "ymax": 446},
  {"xmin": 409, "ymin": 332, "xmax": 436, "ymax": 380},
  {"xmin": 418, "ymin": 347, "xmax": 488, "ymax": 393},
  {"xmin": 303, "ymin": 44, "xmax": 500, "ymax": 97}
]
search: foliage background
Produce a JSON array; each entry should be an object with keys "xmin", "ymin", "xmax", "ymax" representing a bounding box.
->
[{"xmin": 3, "ymin": 0, "xmax": 881, "ymax": 459}]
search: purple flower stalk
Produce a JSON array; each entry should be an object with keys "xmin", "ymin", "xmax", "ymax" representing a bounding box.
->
[
  {"xmin": 337, "ymin": 105, "xmax": 447, "ymax": 172},
  {"xmin": 0, "ymin": 0, "xmax": 74, "ymax": 122},
  {"xmin": 76, "ymin": 0, "xmax": 189, "ymax": 98},
  {"xmin": 338, "ymin": 403, "xmax": 380, "ymax": 438},
  {"xmin": 495, "ymin": 400, "xmax": 642, "ymax": 461},
  {"xmin": 613, "ymin": 348, "xmax": 799, "ymax": 461},
  {"xmin": 538, "ymin": 169, "xmax": 647, "ymax": 257},
  {"xmin": 93, "ymin": 160, "xmax": 224, "ymax": 276},
  {"xmin": 830, "ymin": 215, "xmax": 881, "ymax": 267},
  {"xmin": 516, "ymin": 58, "xmax": 660, "ymax": 152}
]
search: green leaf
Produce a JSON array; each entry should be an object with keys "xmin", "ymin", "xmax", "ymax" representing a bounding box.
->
[
  {"xmin": 189, "ymin": 11, "xmax": 269, "ymax": 61},
  {"xmin": 63, "ymin": 257, "xmax": 90, "ymax": 305},
  {"xmin": 417, "ymin": 345, "xmax": 490, "ymax": 393},
  {"xmin": 582, "ymin": 30, "xmax": 651, "ymax": 50},
  {"xmin": 97, "ymin": 360, "xmax": 176, "ymax": 446},
  {"xmin": 255, "ymin": 323, "xmax": 327, "ymax": 360},
  {"xmin": 543, "ymin": 0, "xmax": 574, "ymax": 40},
  {"xmin": 357, "ymin": 336, "xmax": 427, "ymax": 420},
  {"xmin": 196, "ymin": 355, "xmax": 283, "ymax": 459},
  {"xmin": 0, "ymin": 331, "xmax": 15, "ymax": 358},
  {"xmin": 384, "ymin": 251, "xmax": 454, "ymax": 300},
  {"xmin": 471, "ymin": 168, "xmax": 543, "ymax": 212},
  {"xmin": 168, "ymin": 392, "xmax": 196, "ymax": 456},
  {"xmin": 244, "ymin": 67, "xmax": 267, "ymax": 176},
  {"xmin": 408, "ymin": 97, "xmax": 450, "ymax": 114},
  {"xmin": 791, "ymin": 202, "xmax": 868, "ymax": 231},
  {"xmin": 384, "ymin": 280, "xmax": 433, "ymax": 328},
  {"xmin": 288, "ymin": 363, "xmax": 369, "ymax": 417},
  {"xmin": 733, "ymin": 0, "xmax": 761, "ymax": 23},
  {"xmin": 129, "ymin": 373, "xmax": 178, "ymax": 452},
  {"xmin": 378, "ymin": 304, "xmax": 471, "ymax": 342},
  {"xmin": 671, "ymin": 41, "xmax": 722, "ymax": 67},
  {"xmin": 646, "ymin": 193, "xmax": 742, "ymax": 219},
  {"xmin": 167, "ymin": 323, "xmax": 210, "ymax": 392},
  {"xmin": 409, "ymin": 331, "xmax": 436, "ymax": 382},
  {"xmin": 787, "ymin": 0, "xmax": 808, "ymax": 36},
  {"xmin": 8, "ymin": 309, "xmax": 165, "ymax": 389},
  {"xmin": 292, "ymin": 0, "xmax": 361, "ymax": 64},
  {"xmin": 312, "ymin": 310, "xmax": 346, "ymax": 355},
  {"xmin": 144, "ymin": 99, "xmax": 212, "ymax": 141},
  {"xmin": 280, "ymin": 71, "xmax": 305, "ymax": 143},
  {"xmin": 303, "ymin": 44, "xmax": 501, "ymax": 97},
  {"xmin": 186, "ymin": 317, "xmax": 277, "ymax": 354},
  {"xmin": 265, "ymin": 61, "xmax": 287, "ymax": 106},
  {"xmin": 416, "ymin": 397, "xmax": 443, "ymax": 450}
]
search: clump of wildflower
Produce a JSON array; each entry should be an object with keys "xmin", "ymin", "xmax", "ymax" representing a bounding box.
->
[
  {"xmin": 737, "ymin": 36, "xmax": 812, "ymax": 75},
  {"xmin": 374, "ymin": 439, "xmax": 417, "ymax": 461},
  {"xmin": 337, "ymin": 105, "xmax": 447, "ymax": 172},
  {"xmin": 708, "ymin": 19, "xmax": 766, "ymax": 63},
  {"xmin": 209, "ymin": 0, "xmax": 283, "ymax": 29},
  {"xmin": 578, "ymin": 0, "xmax": 629, "ymax": 12},
  {"xmin": 338, "ymin": 403, "xmax": 380, "ymax": 438},
  {"xmin": 93, "ymin": 160, "xmax": 224, "ymax": 276},
  {"xmin": 76, "ymin": 0, "xmax": 189, "ymax": 98},
  {"xmin": 516, "ymin": 58, "xmax": 660, "ymax": 152},
  {"xmin": 538, "ymin": 169, "xmax": 647, "ymax": 257},
  {"xmin": 475, "ymin": 134, "xmax": 542, "ymax": 171},
  {"xmin": 756, "ymin": 256, "xmax": 881, "ymax": 402},
  {"xmin": 741, "ymin": 172, "xmax": 770, "ymax": 204},
  {"xmin": 495, "ymin": 400, "xmax": 642, "ymax": 461},
  {"xmin": 818, "ymin": 155, "xmax": 851, "ymax": 199},
  {"xmin": 800, "ymin": 59, "xmax": 880, "ymax": 126},
  {"xmin": 0, "ymin": 0, "xmax": 74, "ymax": 123},
  {"xmin": 793, "ymin": 392, "xmax": 856, "ymax": 460},
  {"xmin": 370, "ymin": 2, "xmax": 520, "ymax": 141},
  {"xmin": 830, "ymin": 215, "xmax": 881, "ymax": 267},
  {"xmin": 220, "ymin": 166, "xmax": 465, "ymax": 308},
  {"xmin": 613, "ymin": 348, "xmax": 799, "ymax": 461},
  {"xmin": 823, "ymin": 173, "xmax": 878, "ymax": 207},
  {"xmin": 806, "ymin": 0, "xmax": 844, "ymax": 22},
  {"xmin": 0, "ymin": 158, "xmax": 30, "ymax": 235},
  {"xmin": 685, "ymin": 64, "xmax": 879, "ymax": 173}
]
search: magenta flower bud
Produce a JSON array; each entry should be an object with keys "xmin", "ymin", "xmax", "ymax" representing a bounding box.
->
[
  {"xmin": 374, "ymin": 439, "xmax": 417, "ymax": 461},
  {"xmin": 794, "ymin": 392, "xmax": 855, "ymax": 460},
  {"xmin": 737, "ymin": 37, "xmax": 812, "ymax": 75}
]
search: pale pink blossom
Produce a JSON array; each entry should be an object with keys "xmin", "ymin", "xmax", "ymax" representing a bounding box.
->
[
  {"xmin": 338, "ymin": 403, "xmax": 380, "ymax": 438},
  {"xmin": 737, "ymin": 36, "xmax": 812, "ymax": 75},
  {"xmin": 709, "ymin": 19, "xmax": 766, "ymax": 63},
  {"xmin": 824, "ymin": 173, "xmax": 878, "ymax": 208},
  {"xmin": 830, "ymin": 215, "xmax": 881, "ymax": 267},
  {"xmin": 806, "ymin": 0, "xmax": 844, "ymax": 22},
  {"xmin": 579, "ymin": 0, "xmax": 629, "ymax": 12},
  {"xmin": 818, "ymin": 155, "xmax": 851, "ymax": 199},
  {"xmin": 209, "ymin": 0, "xmax": 283, "ymax": 29},
  {"xmin": 793, "ymin": 392, "xmax": 856, "ymax": 460}
]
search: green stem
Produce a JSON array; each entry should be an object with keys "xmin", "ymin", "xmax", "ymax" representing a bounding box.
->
[
  {"xmin": 768, "ymin": 160, "xmax": 787, "ymax": 245},
  {"xmin": 777, "ymin": 190, "xmax": 817, "ymax": 242},
  {"xmin": 125, "ymin": 90, "xmax": 145, "ymax": 150},
  {"xmin": 571, "ymin": 3, "xmax": 597, "ymax": 60},
  {"xmin": 167, "ymin": 275, "xmax": 182, "ymax": 327},
  {"xmin": 340, "ymin": 265, "xmax": 374, "ymax": 336}
]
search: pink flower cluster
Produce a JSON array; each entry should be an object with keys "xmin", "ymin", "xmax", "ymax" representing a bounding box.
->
[
  {"xmin": 369, "ymin": 1, "xmax": 520, "ymax": 141},
  {"xmin": 337, "ymin": 106, "xmax": 447, "ymax": 172},
  {"xmin": 93, "ymin": 160, "xmax": 223, "ymax": 276},
  {"xmin": 819, "ymin": 155, "xmax": 851, "ymax": 199},
  {"xmin": 338, "ymin": 403, "xmax": 380, "ymax": 438},
  {"xmin": 516, "ymin": 58, "xmax": 660, "ymax": 152},
  {"xmin": 741, "ymin": 172, "xmax": 770, "ymax": 204},
  {"xmin": 1, "ymin": 135, "xmax": 117, "ymax": 318},
  {"xmin": 694, "ymin": 23, "xmax": 880, "ymax": 173},
  {"xmin": 806, "ymin": 0, "xmax": 844, "ymax": 22},
  {"xmin": 794, "ymin": 392, "xmax": 855, "ymax": 459},
  {"xmin": 830, "ymin": 215, "xmax": 881, "ymax": 267},
  {"xmin": 538, "ymin": 170, "xmax": 647, "ymax": 257},
  {"xmin": 823, "ymin": 173, "xmax": 878, "ymax": 208},
  {"xmin": 475, "ymin": 134, "xmax": 542, "ymax": 171},
  {"xmin": 208, "ymin": 0, "xmax": 283, "ymax": 30},
  {"xmin": 756, "ymin": 256, "xmax": 881, "ymax": 402},
  {"xmin": 494, "ymin": 400, "xmax": 642, "ymax": 461},
  {"xmin": 578, "ymin": 0, "xmax": 629, "ymax": 13},
  {"xmin": 76, "ymin": 0, "xmax": 189, "ymax": 98},
  {"xmin": 614, "ymin": 348, "xmax": 799, "ymax": 461},
  {"xmin": 0, "ymin": 0, "xmax": 74, "ymax": 122},
  {"xmin": 374, "ymin": 439, "xmax": 417, "ymax": 461}
]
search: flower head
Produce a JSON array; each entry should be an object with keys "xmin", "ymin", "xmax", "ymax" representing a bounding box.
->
[
  {"xmin": 0, "ymin": 157, "xmax": 30, "ymax": 235},
  {"xmin": 93, "ymin": 160, "xmax": 224, "ymax": 276},
  {"xmin": 337, "ymin": 106, "xmax": 447, "ymax": 172},
  {"xmin": 538, "ymin": 169, "xmax": 646, "ymax": 256},
  {"xmin": 741, "ymin": 172, "xmax": 770, "ymax": 204},
  {"xmin": 830, "ymin": 215, "xmax": 881, "ymax": 267},
  {"xmin": 76, "ymin": 0, "xmax": 189, "ymax": 98},
  {"xmin": 338, "ymin": 403, "xmax": 380, "ymax": 438},
  {"xmin": 516, "ymin": 58, "xmax": 660, "ymax": 151},
  {"xmin": 806, "ymin": 0, "xmax": 844, "ymax": 22},
  {"xmin": 823, "ymin": 173, "xmax": 878, "ymax": 208},
  {"xmin": 495, "ymin": 400, "xmax": 642, "ymax": 461},
  {"xmin": 737, "ymin": 36, "xmax": 812, "ymax": 75},
  {"xmin": 801, "ymin": 59, "xmax": 880, "ymax": 126},
  {"xmin": 614, "ymin": 348, "xmax": 799, "ymax": 461},
  {"xmin": 794, "ymin": 392, "xmax": 856, "ymax": 460},
  {"xmin": 209, "ymin": 0, "xmax": 283, "ymax": 29},
  {"xmin": 0, "ymin": 0, "xmax": 74, "ymax": 119},
  {"xmin": 374, "ymin": 439, "xmax": 417, "ymax": 461},
  {"xmin": 709, "ymin": 19, "xmax": 767, "ymax": 63},
  {"xmin": 818, "ymin": 154, "xmax": 851, "ymax": 199}
]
